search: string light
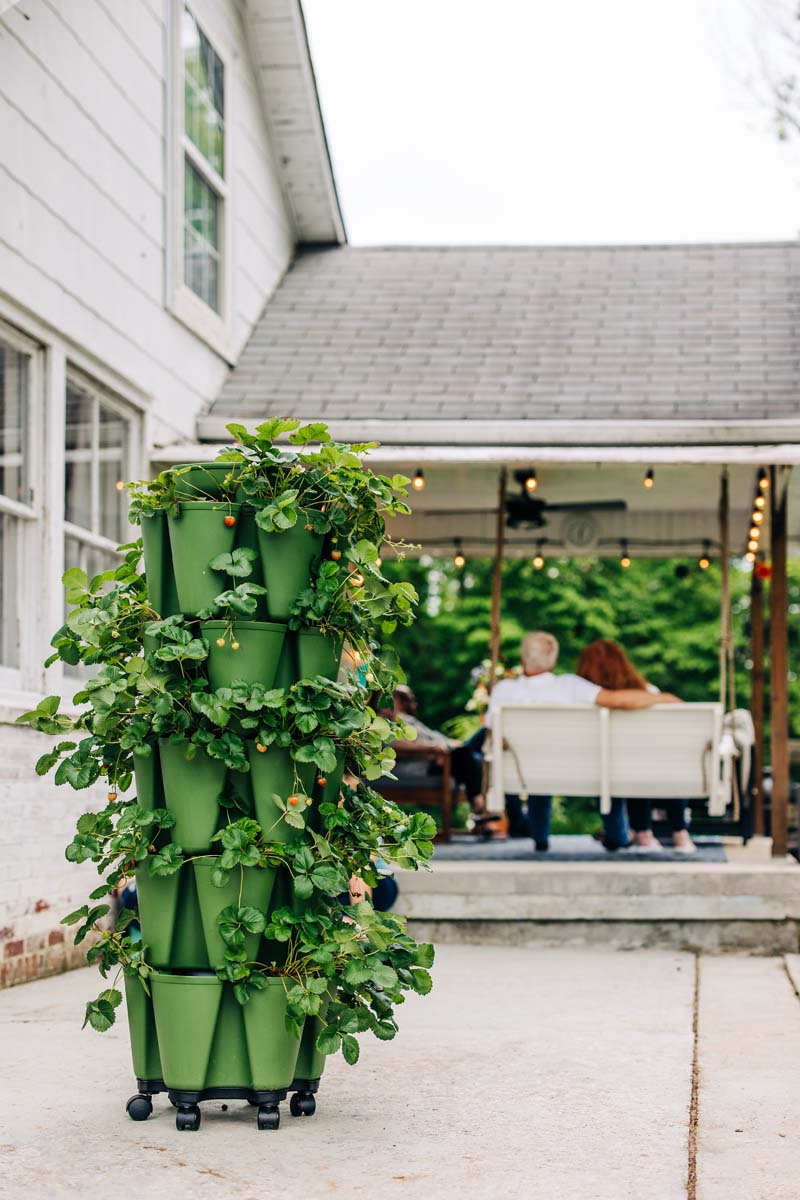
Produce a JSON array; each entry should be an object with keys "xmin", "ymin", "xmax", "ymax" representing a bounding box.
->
[
  {"xmin": 698, "ymin": 540, "xmax": 710, "ymax": 570},
  {"xmin": 752, "ymin": 510, "xmax": 764, "ymax": 525},
  {"xmin": 754, "ymin": 494, "xmax": 766, "ymax": 510},
  {"xmin": 620, "ymin": 540, "xmax": 631, "ymax": 568},
  {"xmin": 749, "ymin": 525, "xmax": 760, "ymax": 540},
  {"xmin": 643, "ymin": 468, "xmax": 654, "ymax": 489},
  {"xmin": 412, "ymin": 469, "xmax": 426, "ymax": 492},
  {"xmin": 747, "ymin": 539, "xmax": 759, "ymax": 553},
  {"xmin": 524, "ymin": 468, "xmax": 538, "ymax": 493},
  {"xmin": 453, "ymin": 538, "xmax": 466, "ymax": 569},
  {"xmin": 532, "ymin": 540, "xmax": 545, "ymax": 570},
  {"xmin": 115, "ymin": 480, "xmax": 125, "ymax": 491},
  {"xmin": 758, "ymin": 467, "xmax": 769, "ymax": 491},
  {"xmin": 745, "ymin": 551, "xmax": 756, "ymax": 563}
]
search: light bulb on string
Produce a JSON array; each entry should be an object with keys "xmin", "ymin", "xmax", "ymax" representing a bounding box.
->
[
  {"xmin": 752, "ymin": 510, "xmax": 764, "ymax": 525},
  {"xmin": 745, "ymin": 551, "xmax": 756, "ymax": 563},
  {"xmin": 620, "ymin": 540, "xmax": 631, "ymax": 569},
  {"xmin": 747, "ymin": 539, "xmax": 759, "ymax": 553},
  {"xmin": 749, "ymin": 526, "xmax": 760, "ymax": 540},
  {"xmin": 532, "ymin": 540, "xmax": 545, "ymax": 570},
  {"xmin": 524, "ymin": 468, "xmax": 538, "ymax": 493},
  {"xmin": 643, "ymin": 468, "xmax": 654, "ymax": 489},
  {"xmin": 698, "ymin": 540, "xmax": 711, "ymax": 570},
  {"xmin": 758, "ymin": 467, "xmax": 769, "ymax": 491},
  {"xmin": 453, "ymin": 538, "xmax": 466, "ymax": 569},
  {"xmin": 412, "ymin": 469, "xmax": 426, "ymax": 492},
  {"xmin": 754, "ymin": 494, "xmax": 766, "ymax": 510}
]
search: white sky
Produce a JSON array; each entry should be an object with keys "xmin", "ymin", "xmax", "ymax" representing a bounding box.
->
[{"xmin": 302, "ymin": 0, "xmax": 800, "ymax": 245}]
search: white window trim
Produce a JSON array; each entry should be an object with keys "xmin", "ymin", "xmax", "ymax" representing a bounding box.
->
[
  {"xmin": 166, "ymin": 0, "xmax": 235, "ymax": 362},
  {"xmin": 0, "ymin": 319, "xmax": 43, "ymax": 696},
  {"xmin": 0, "ymin": 304, "xmax": 148, "ymax": 719}
]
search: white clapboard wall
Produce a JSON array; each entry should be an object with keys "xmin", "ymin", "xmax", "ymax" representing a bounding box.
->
[{"xmin": 0, "ymin": 0, "xmax": 294, "ymax": 440}]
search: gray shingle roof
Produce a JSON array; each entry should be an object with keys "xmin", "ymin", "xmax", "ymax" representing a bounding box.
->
[{"xmin": 205, "ymin": 243, "xmax": 800, "ymax": 430}]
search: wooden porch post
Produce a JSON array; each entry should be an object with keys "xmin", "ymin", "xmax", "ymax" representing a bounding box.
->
[
  {"xmin": 750, "ymin": 566, "xmax": 765, "ymax": 836},
  {"xmin": 488, "ymin": 468, "xmax": 507, "ymax": 693},
  {"xmin": 718, "ymin": 468, "xmax": 734, "ymax": 709},
  {"xmin": 769, "ymin": 466, "xmax": 789, "ymax": 857}
]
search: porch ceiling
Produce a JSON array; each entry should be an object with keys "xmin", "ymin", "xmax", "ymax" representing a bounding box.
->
[
  {"xmin": 374, "ymin": 460, "xmax": 785, "ymax": 561},
  {"xmin": 150, "ymin": 442, "xmax": 796, "ymax": 560}
]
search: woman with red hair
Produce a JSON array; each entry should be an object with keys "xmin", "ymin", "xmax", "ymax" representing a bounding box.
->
[{"xmin": 577, "ymin": 639, "xmax": 696, "ymax": 854}]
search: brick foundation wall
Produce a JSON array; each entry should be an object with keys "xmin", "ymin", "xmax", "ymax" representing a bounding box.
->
[{"xmin": 0, "ymin": 720, "xmax": 109, "ymax": 988}]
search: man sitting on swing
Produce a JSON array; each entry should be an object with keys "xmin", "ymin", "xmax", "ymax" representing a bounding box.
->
[{"xmin": 486, "ymin": 631, "xmax": 680, "ymax": 851}]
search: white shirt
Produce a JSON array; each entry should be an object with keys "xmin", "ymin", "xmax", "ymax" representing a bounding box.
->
[{"xmin": 486, "ymin": 671, "xmax": 601, "ymax": 728}]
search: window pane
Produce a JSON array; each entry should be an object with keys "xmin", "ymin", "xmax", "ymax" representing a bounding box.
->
[
  {"xmin": 0, "ymin": 338, "xmax": 29, "ymax": 505},
  {"xmin": 183, "ymin": 6, "xmax": 224, "ymax": 175},
  {"xmin": 98, "ymin": 402, "xmax": 128, "ymax": 543},
  {"xmin": 65, "ymin": 382, "xmax": 94, "ymax": 531},
  {"xmin": 184, "ymin": 158, "xmax": 220, "ymax": 311},
  {"xmin": 0, "ymin": 512, "xmax": 19, "ymax": 668}
]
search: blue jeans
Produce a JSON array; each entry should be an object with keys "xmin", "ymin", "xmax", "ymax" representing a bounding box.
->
[
  {"xmin": 507, "ymin": 794, "xmax": 630, "ymax": 846},
  {"xmin": 601, "ymin": 798, "xmax": 630, "ymax": 849}
]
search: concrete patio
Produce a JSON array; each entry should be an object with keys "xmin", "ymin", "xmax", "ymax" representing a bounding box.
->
[{"xmin": 2, "ymin": 944, "xmax": 799, "ymax": 1200}]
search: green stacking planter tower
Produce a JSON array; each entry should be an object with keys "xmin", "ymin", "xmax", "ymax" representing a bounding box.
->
[
  {"xmin": 126, "ymin": 470, "xmax": 342, "ymax": 1132},
  {"xmin": 26, "ymin": 423, "xmax": 435, "ymax": 1138}
]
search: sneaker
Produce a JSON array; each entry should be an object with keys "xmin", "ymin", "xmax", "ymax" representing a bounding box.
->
[
  {"xmin": 671, "ymin": 839, "xmax": 697, "ymax": 855},
  {"xmin": 635, "ymin": 838, "xmax": 665, "ymax": 853}
]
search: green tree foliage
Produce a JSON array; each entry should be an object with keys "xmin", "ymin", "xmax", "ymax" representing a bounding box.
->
[{"xmin": 383, "ymin": 556, "xmax": 800, "ymax": 748}]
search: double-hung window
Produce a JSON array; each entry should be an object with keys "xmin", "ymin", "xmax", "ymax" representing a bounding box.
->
[
  {"xmin": 64, "ymin": 373, "xmax": 135, "ymax": 585},
  {"xmin": 0, "ymin": 324, "xmax": 38, "ymax": 689},
  {"xmin": 170, "ymin": 3, "xmax": 231, "ymax": 352}
]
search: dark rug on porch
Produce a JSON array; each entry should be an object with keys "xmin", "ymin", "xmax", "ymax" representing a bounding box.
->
[{"xmin": 434, "ymin": 833, "xmax": 728, "ymax": 863}]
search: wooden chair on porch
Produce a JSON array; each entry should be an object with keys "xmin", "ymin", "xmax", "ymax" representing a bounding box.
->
[{"xmin": 370, "ymin": 743, "xmax": 457, "ymax": 842}]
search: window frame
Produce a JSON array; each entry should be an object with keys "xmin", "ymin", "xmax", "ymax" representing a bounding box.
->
[
  {"xmin": 167, "ymin": 0, "xmax": 235, "ymax": 360},
  {"xmin": 0, "ymin": 297, "xmax": 148, "ymax": 717},
  {"xmin": 0, "ymin": 319, "xmax": 42, "ymax": 694}
]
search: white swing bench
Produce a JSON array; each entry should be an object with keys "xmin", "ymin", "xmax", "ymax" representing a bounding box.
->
[{"xmin": 490, "ymin": 702, "xmax": 728, "ymax": 817}]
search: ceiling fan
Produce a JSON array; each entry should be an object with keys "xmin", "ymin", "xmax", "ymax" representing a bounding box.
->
[{"xmin": 506, "ymin": 469, "xmax": 627, "ymax": 530}]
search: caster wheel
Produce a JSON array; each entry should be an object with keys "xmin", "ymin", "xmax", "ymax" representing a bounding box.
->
[
  {"xmin": 257, "ymin": 1105, "xmax": 280, "ymax": 1131},
  {"xmin": 290, "ymin": 1093, "xmax": 316, "ymax": 1117},
  {"xmin": 176, "ymin": 1104, "xmax": 201, "ymax": 1132},
  {"xmin": 126, "ymin": 1094, "xmax": 153, "ymax": 1122}
]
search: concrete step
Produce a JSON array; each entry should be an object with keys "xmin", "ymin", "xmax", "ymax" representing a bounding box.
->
[{"xmin": 399, "ymin": 858, "xmax": 800, "ymax": 953}]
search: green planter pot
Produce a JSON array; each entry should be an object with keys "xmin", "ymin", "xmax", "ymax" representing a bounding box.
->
[
  {"xmin": 256, "ymin": 522, "xmax": 324, "ymax": 622},
  {"xmin": 172, "ymin": 461, "xmax": 242, "ymax": 501},
  {"xmin": 237, "ymin": 506, "xmax": 266, "ymax": 603},
  {"xmin": 293, "ymin": 997, "xmax": 330, "ymax": 1082},
  {"xmin": 193, "ymin": 857, "xmax": 277, "ymax": 968},
  {"xmin": 205, "ymin": 984, "xmax": 251, "ymax": 1089},
  {"xmin": 242, "ymin": 978, "xmax": 303, "ymax": 1090},
  {"xmin": 133, "ymin": 745, "xmax": 162, "ymax": 812},
  {"xmin": 274, "ymin": 632, "xmax": 298, "ymax": 690},
  {"xmin": 124, "ymin": 971, "xmax": 162, "ymax": 1082},
  {"xmin": 296, "ymin": 629, "xmax": 343, "ymax": 682},
  {"xmin": 136, "ymin": 863, "xmax": 209, "ymax": 969},
  {"xmin": 247, "ymin": 743, "xmax": 316, "ymax": 843},
  {"xmin": 166, "ymin": 502, "xmax": 241, "ymax": 615},
  {"xmin": 140, "ymin": 510, "xmax": 179, "ymax": 617},
  {"xmin": 150, "ymin": 972, "xmax": 223, "ymax": 1091},
  {"xmin": 202, "ymin": 620, "xmax": 286, "ymax": 690},
  {"xmin": 159, "ymin": 740, "xmax": 227, "ymax": 852},
  {"xmin": 228, "ymin": 767, "xmax": 254, "ymax": 816}
]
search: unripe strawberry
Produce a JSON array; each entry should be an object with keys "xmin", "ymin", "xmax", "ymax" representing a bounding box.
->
[{"xmin": 215, "ymin": 637, "xmax": 225, "ymax": 648}]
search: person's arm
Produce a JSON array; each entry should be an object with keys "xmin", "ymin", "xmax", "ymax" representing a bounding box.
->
[{"xmin": 595, "ymin": 688, "xmax": 681, "ymax": 710}]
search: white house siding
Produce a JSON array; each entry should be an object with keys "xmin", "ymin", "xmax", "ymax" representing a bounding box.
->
[
  {"xmin": 0, "ymin": 0, "xmax": 295, "ymax": 984},
  {"xmin": 0, "ymin": 0, "xmax": 294, "ymax": 443}
]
